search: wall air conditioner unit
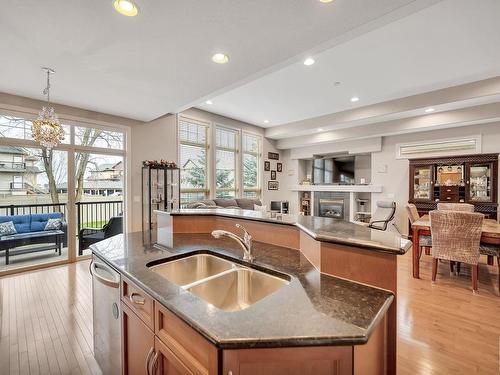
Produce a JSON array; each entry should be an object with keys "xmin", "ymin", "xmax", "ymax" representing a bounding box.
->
[{"xmin": 396, "ymin": 135, "xmax": 481, "ymax": 159}]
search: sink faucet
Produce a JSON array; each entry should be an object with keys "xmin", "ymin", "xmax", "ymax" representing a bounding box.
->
[{"xmin": 211, "ymin": 224, "xmax": 254, "ymax": 262}]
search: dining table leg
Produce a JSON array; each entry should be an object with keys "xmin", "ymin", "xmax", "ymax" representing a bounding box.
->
[{"xmin": 412, "ymin": 227, "xmax": 420, "ymax": 278}]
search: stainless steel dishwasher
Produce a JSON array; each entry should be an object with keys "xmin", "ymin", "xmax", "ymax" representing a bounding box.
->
[{"xmin": 90, "ymin": 255, "xmax": 122, "ymax": 375}]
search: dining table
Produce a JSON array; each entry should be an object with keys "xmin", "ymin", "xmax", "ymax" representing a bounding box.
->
[{"xmin": 411, "ymin": 214, "xmax": 500, "ymax": 278}]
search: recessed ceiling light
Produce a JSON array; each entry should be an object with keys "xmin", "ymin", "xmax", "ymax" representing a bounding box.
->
[
  {"xmin": 425, "ymin": 108, "xmax": 435, "ymax": 113},
  {"xmin": 113, "ymin": 0, "xmax": 139, "ymax": 16},
  {"xmin": 317, "ymin": 128, "xmax": 324, "ymax": 132},
  {"xmin": 212, "ymin": 53, "xmax": 230, "ymax": 64},
  {"xmin": 263, "ymin": 120, "xmax": 270, "ymax": 124},
  {"xmin": 350, "ymin": 96, "xmax": 359, "ymax": 103},
  {"xmin": 205, "ymin": 100, "xmax": 213, "ymax": 105},
  {"xmin": 303, "ymin": 58, "xmax": 315, "ymax": 66},
  {"xmin": 319, "ymin": 0, "xmax": 334, "ymax": 3}
]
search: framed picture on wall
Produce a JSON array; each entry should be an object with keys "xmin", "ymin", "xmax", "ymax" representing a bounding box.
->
[
  {"xmin": 277, "ymin": 163, "xmax": 282, "ymax": 172},
  {"xmin": 264, "ymin": 161, "xmax": 271, "ymax": 171},
  {"xmin": 268, "ymin": 152, "xmax": 279, "ymax": 160},
  {"xmin": 268, "ymin": 181, "xmax": 279, "ymax": 190},
  {"xmin": 271, "ymin": 170, "xmax": 277, "ymax": 180}
]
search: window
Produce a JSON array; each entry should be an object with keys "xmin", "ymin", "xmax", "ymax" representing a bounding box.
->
[
  {"xmin": 179, "ymin": 117, "xmax": 209, "ymax": 204},
  {"xmin": 242, "ymin": 133, "xmax": 261, "ymax": 198},
  {"xmin": 215, "ymin": 127, "xmax": 237, "ymax": 198},
  {"xmin": 0, "ymin": 114, "xmax": 70, "ymax": 143},
  {"xmin": 75, "ymin": 126, "xmax": 124, "ymax": 150}
]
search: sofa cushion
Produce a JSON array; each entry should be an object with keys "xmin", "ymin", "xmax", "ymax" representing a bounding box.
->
[
  {"xmin": 213, "ymin": 199, "xmax": 238, "ymax": 208},
  {"xmin": 0, "ymin": 214, "xmax": 30, "ymax": 233},
  {"xmin": 235, "ymin": 198, "xmax": 262, "ymax": 210},
  {"xmin": 0, "ymin": 221, "xmax": 17, "ymax": 236},
  {"xmin": 30, "ymin": 213, "xmax": 63, "ymax": 232}
]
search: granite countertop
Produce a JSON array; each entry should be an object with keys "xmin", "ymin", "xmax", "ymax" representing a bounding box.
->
[
  {"xmin": 91, "ymin": 231, "xmax": 394, "ymax": 349},
  {"xmin": 162, "ymin": 208, "xmax": 411, "ymax": 255}
]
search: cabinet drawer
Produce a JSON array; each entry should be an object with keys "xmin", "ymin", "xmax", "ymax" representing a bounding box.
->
[
  {"xmin": 440, "ymin": 186, "xmax": 458, "ymax": 194},
  {"xmin": 155, "ymin": 304, "xmax": 218, "ymax": 375},
  {"xmin": 122, "ymin": 277, "xmax": 155, "ymax": 329},
  {"xmin": 440, "ymin": 193, "xmax": 459, "ymax": 202}
]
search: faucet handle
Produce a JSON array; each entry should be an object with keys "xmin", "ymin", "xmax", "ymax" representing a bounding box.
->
[{"xmin": 235, "ymin": 223, "xmax": 252, "ymax": 242}]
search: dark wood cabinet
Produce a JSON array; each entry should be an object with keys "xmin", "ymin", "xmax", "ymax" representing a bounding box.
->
[{"xmin": 409, "ymin": 154, "xmax": 499, "ymax": 219}]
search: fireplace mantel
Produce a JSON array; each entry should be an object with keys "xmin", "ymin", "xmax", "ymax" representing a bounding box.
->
[{"xmin": 291, "ymin": 185, "xmax": 382, "ymax": 193}]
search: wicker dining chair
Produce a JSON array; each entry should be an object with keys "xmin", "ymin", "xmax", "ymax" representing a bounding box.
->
[
  {"xmin": 430, "ymin": 210, "xmax": 484, "ymax": 292},
  {"xmin": 437, "ymin": 203, "xmax": 474, "ymax": 212},
  {"xmin": 479, "ymin": 243, "xmax": 500, "ymax": 295},
  {"xmin": 406, "ymin": 204, "xmax": 432, "ymax": 256}
]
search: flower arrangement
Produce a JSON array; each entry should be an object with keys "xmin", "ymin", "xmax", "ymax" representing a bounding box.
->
[{"xmin": 143, "ymin": 159, "xmax": 177, "ymax": 168}]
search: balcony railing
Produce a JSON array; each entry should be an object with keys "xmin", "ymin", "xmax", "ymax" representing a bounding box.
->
[
  {"xmin": 0, "ymin": 161, "xmax": 26, "ymax": 170},
  {"xmin": 0, "ymin": 200, "xmax": 123, "ymax": 234},
  {"xmin": 76, "ymin": 200, "xmax": 123, "ymax": 231}
]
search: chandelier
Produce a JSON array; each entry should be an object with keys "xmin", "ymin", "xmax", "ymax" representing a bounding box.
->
[{"xmin": 32, "ymin": 68, "xmax": 65, "ymax": 150}]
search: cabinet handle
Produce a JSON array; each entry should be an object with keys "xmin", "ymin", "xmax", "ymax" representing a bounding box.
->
[
  {"xmin": 446, "ymin": 189, "xmax": 451, "ymax": 192},
  {"xmin": 146, "ymin": 347, "xmax": 154, "ymax": 375},
  {"xmin": 150, "ymin": 352, "xmax": 159, "ymax": 375},
  {"xmin": 129, "ymin": 292, "xmax": 146, "ymax": 305},
  {"xmin": 446, "ymin": 197, "xmax": 451, "ymax": 200}
]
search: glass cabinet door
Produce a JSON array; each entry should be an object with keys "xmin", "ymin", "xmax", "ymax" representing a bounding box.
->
[
  {"xmin": 469, "ymin": 163, "xmax": 492, "ymax": 202},
  {"xmin": 413, "ymin": 165, "xmax": 433, "ymax": 200}
]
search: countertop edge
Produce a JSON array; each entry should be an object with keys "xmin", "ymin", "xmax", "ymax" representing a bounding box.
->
[
  {"xmin": 161, "ymin": 209, "xmax": 411, "ymax": 255},
  {"xmin": 92, "ymin": 248, "xmax": 392, "ymax": 349}
]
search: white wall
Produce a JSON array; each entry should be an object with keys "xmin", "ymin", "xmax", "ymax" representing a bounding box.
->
[{"xmin": 371, "ymin": 121, "xmax": 500, "ymax": 235}]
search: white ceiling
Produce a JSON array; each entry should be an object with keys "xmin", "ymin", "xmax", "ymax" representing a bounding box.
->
[
  {"xmin": 0, "ymin": 0, "xmax": 433, "ymax": 122},
  {"xmin": 198, "ymin": 0, "xmax": 500, "ymax": 128}
]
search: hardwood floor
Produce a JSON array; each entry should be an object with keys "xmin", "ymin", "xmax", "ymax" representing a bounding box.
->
[
  {"xmin": 398, "ymin": 252, "xmax": 500, "ymax": 375},
  {"xmin": 0, "ymin": 260, "xmax": 101, "ymax": 375},
  {"xmin": 0, "ymin": 252, "xmax": 498, "ymax": 374}
]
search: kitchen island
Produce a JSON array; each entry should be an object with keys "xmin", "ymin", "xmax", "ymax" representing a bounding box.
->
[
  {"xmin": 156, "ymin": 208, "xmax": 411, "ymax": 375},
  {"xmin": 92, "ymin": 231, "xmax": 398, "ymax": 375}
]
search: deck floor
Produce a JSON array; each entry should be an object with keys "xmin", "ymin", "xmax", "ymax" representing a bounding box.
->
[{"xmin": 0, "ymin": 252, "xmax": 498, "ymax": 374}]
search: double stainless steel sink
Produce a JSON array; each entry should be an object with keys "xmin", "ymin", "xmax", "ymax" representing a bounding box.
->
[{"xmin": 148, "ymin": 253, "xmax": 289, "ymax": 312}]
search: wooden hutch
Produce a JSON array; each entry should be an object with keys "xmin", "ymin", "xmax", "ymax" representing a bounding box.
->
[{"xmin": 409, "ymin": 153, "xmax": 499, "ymax": 220}]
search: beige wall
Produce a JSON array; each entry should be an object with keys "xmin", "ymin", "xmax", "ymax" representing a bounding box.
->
[
  {"xmin": 371, "ymin": 121, "xmax": 500, "ymax": 235},
  {"xmin": 129, "ymin": 114, "xmax": 178, "ymax": 232}
]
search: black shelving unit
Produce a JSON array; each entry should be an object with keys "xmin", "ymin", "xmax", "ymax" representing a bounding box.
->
[{"xmin": 142, "ymin": 166, "xmax": 180, "ymax": 232}]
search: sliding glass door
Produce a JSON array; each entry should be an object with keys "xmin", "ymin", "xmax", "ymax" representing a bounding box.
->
[
  {"xmin": 0, "ymin": 147, "xmax": 68, "ymax": 272},
  {"xmin": 0, "ymin": 112, "xmax": 127, "ymax": 274}
]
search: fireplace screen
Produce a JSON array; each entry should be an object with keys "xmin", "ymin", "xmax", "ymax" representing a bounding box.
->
[{"xmin": 318, "ymin": 199, "xmax": 344, "ymax": 218}]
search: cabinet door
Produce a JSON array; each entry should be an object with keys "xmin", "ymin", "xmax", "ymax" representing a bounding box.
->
[
  {"xmin": 467, "ymin": 162, "xmax": 494, "ymax": 202},
  {"xmin": 223, "ymin": 347, "xmax": 353, "ymax": 375},
  {"xmin": 122, "ymin": 302, "xmax": 155, "ymax": 375},
  {"xmin": 412, "ymin": 165, "xmax": 434, "ymax": 201},
  {"xmin": 153, "ymin": 337, "xmax": 194, "ymax": 375}
]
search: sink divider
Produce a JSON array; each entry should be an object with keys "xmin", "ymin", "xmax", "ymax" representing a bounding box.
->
[{"xmin": 181, "ymin": 265, "xmax": 239, "ymax": 290}]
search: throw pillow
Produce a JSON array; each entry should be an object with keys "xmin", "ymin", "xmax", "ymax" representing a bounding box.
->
[
  {"xmin": 254, "ymin": 204, "xmax": 267, "ymax": 213},
  {"xmin": 0, "ymin": 221, "xmax": 17, "ymax": 236},
  {"xmin": 45, "ymin": 218, "xmax": 62, "ymax": 231}
]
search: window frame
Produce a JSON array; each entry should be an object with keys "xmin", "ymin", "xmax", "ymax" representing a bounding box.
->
[
  {"xmin": 242, "ymin": 131, "xmax": 262, "ymax": 199},
  {"xmin": 214, "ymin": 124, "xmax": 239, "ymax": 199},
  {"xmin": 178, "ymin": 116, "xmax": 211, "ymax": 203}
]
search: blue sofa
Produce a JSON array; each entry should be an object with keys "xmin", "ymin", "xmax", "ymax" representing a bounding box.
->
[{"xmin": 0, "ymin": 213, "xmax": 68, "ymax": 265}]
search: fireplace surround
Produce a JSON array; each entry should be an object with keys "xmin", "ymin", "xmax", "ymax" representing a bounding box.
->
[{"xmin": 314, "ymin": 192, "xmax": 350, "ymax": 221}]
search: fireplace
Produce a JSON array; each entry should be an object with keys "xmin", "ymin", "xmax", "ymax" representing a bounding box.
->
[
  {"xmin": 318, "ymin": 199, "xmax": 344, "ymax": 219},
  {"xmin": 315, "ymin": 192, "xmax": 350, "ymax": 221}
]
